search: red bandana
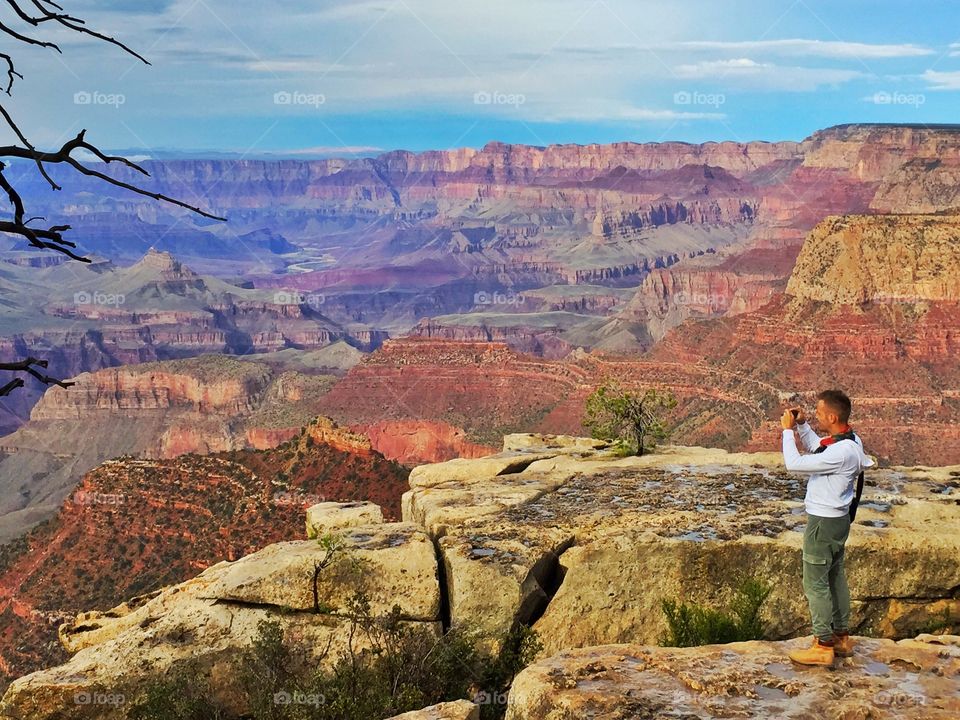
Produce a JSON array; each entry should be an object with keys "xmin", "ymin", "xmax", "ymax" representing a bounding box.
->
[{"xmin": 818, "ymin": 424, "xmax": 854, "ymax": 449}]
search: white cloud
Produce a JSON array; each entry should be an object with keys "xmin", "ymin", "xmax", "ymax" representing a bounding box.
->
[
  {"xmin": 3, "ymin": 0, "xmax": 935, "ymax": 150},
  {"xmin": 272, "ymin": 145, "xmax": 384, "ymax": 155},
  {"xmin": 675, "ymin": 58, "xmax": 767, "ymax": 73},
  {"xmin": 671, "ymin": 39, "xmax": 933, "ymax": 59},
  {"xmin": 538, "ymin": 106, "xmax": 726, "ymax": 123},
  {"xmin": 673, "ymin": 58, "xmax": 863, "ymax": 91},
  {"xmin": 922, "ymin": 70, "xmax": 960, "ymax": 90}
]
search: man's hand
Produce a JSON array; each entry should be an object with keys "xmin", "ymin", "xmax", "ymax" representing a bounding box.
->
[{"xmin": 781, "ymin": 408, "xmax": 797, "ymax": 430}]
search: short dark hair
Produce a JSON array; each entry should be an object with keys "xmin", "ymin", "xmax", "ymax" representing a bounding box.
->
[{"xmin": 817, "ymin": 389, "xmax": 851, "ymax": 424}]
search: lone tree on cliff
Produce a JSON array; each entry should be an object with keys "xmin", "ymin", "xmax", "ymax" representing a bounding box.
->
[
  {"xmin": 0, "ymin": 1, "xmax": 223, "ymax": 397},
  {"xmin": 582, "ymin": 380, "xmax": 677, "ymax": 456}
]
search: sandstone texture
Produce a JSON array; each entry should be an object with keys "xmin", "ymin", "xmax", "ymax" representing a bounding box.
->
[
  {"xmin": 386, "ymin": 700, "xmax": 479, "ymax": 720},
  {"xmin": 505, "ymin": 634, "xmax": 960, "ymax": 719},
  {"xmin": 402, "ymin": 435, "xmax": 959, "ymax": 656},
  {"xmin": 3, "ymin": 433, "xmax": 959, "ymax": 719},
  {"xmin": 3, "ymin": 522, "xmax": 441, "ymax": 719}
]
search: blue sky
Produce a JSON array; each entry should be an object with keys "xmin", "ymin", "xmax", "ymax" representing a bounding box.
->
[{"xmin": 4, "ymin": 0, "xmax": 960, "ymax": 157}]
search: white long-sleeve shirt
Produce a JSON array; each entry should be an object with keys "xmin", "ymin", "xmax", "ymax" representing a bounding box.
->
[{"xmin": 782, "ymin": 421, "xmax": 876, "ymax": 517}]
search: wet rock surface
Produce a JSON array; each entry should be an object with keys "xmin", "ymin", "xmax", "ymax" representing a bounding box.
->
[{"xmin": 505, "ymin": 634, "xmax": 960, "ymax": 719}]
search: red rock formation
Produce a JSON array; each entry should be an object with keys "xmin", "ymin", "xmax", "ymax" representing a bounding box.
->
[
  {"xmin": 316, "ymin": 338, "xmax": 593, "ymax": 448},
  {"xmin": 355, "ymin": 419, "xmax": 497, "ymax": 465},
  {"xmin": 29, "ymin": 365, "xmax": 272, "ymax": 421},
  {"xmin": 315, "ymin": 213, "xmax": 960, "ymax": 467},
  {"xmin": 410, "ymin": 319, "xmax": 576, "ymax": 359},
  {"xmin": 0, "ymin": 356, "xmax": 339, "ymax": 543},
  {"xmin": 0, "ymin": 421, "xmax": 410, "ymax": 689},
  {"xmin": 618, "ymin": 262, "xmax": 786, "ymax": 345}
]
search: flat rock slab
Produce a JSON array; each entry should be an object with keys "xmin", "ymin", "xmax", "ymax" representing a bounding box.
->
[
  {"xmin": 386, "ymin": 699, "xmax": 479, "ymax": 720},
  {"xmin": 403, "ymin": 435, "xmax": 960, "ymax": 655},
  {"xmin": 200, "ymin": 524, "xmax": 439, "ymax": 620},
  {"xmin": 306, "ymin": 500, "xmax": 384, "ymax": 538},
  {"xmin": 506, "ymin": 635, "xmax": 960, "ymax": 719}
]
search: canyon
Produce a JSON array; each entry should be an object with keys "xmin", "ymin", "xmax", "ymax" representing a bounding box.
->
[
  {"xmin": 0, "ymin": 416, "xmax": 410, "ymax": 689},
  {"xmin": 6, "ymin": 123, "xmax": 960, "ymax": 443},
  {"xmin": 8, "ymin": 124, "xmax": 957, "ymax": 357},
  {"xmin": 314, "ymin": 211, "xmax": 960, "ymax": 468},
  {"xmin": 0, "ymin": 247, "xmax": 383, "ymax": 435},
  {"xmin": 1, "ymin": 433, "xmax": 956, "ymax": 718},
  {"xmin": 2, "ymin": 123, "xmax": 960, "ymax": 715}
]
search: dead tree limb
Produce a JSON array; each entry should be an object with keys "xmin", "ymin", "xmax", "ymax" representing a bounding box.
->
[{"xmin": 0, "ymin": 2, "xmax": 224, "ymax": 396}]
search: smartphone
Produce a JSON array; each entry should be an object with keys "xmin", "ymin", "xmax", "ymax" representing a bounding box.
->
[{"xmin": 790, "ymin": 408, "xmax": 799, "ymax": 418}]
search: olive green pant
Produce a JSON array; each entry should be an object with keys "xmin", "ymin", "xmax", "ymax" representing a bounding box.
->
[{"xmin": 802, "ymin": 514, "xmax": 851, "ymax": 642}]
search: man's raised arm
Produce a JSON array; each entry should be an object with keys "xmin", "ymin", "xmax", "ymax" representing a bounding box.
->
[
  {"xmin": 782, "ymin": 428, "xmax": 845, "ymax": 473},
  {"xmin": 795, "ymin": 420, "xmax": 822, "ymax": 453}
]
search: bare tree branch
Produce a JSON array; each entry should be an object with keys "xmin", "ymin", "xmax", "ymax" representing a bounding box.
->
[
  {"xmin": 0, "ymin": 358, "xmax": 75, "ymax": 397},
  {"xmin": 0, "ymin": 53, "xmax": 24, "ymax": 95},
  {"xmin": 0, "ymin": 2, "xmax": 224, "ymax": 397},
  {"xmin": 0, "ymin": 128, "xmax": 227, "ymax": 219}
]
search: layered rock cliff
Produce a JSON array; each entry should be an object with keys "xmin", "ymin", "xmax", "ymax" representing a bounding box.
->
[
  {"xmin": 0, "ymin": 417, "xmax": 410, "ymax": 689},
  {"xmin": 2, "ymin": 434, "xmax": 957, "ymax": 718},
  {"xmin": 314, "ymin": 211, "xmax": 960, "ymax": 467},
  {"xmin": 784, "ymin": 214, "xmax": 960, "ymax": 304},
  {"xmin": 0, "ymin": 355, "xmax": 340, "ymax": 543}
]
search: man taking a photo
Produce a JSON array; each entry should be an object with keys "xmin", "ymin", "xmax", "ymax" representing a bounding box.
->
[{"xmin": 780, "ymin": 389, "xmax": 875, "ymax": 666}]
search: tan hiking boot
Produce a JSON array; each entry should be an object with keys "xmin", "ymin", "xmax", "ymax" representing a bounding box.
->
[
  {"xmin": 832, "ymin": 632, "xmax": 854, "ymax": 657},
  {"xmin": 788, "ymin": 636, "xmax": 835, "ymax": 667}
]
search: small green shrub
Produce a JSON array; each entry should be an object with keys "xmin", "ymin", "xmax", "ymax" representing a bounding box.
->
[
  {"xmin": 129, "ymin": 600, "xmax": 540, "ymax": 720},
  {"xmin": 129, "ymin": 660, "xmax": 226, "ymax": 720},
  {"xmin": 660, "ymin": 577, "xmax": 773, "ymax": 647},
  {"xmin": 582, "ymin": 380, "xmax": 677, "ymax": 456},
  {"xmin": 916, "ymin": 607, "xmax": 954, "ymax": 636}
]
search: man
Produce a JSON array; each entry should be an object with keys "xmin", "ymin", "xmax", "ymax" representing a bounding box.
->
[{"xmin": 780, "ymin": 389, "xmax": 875, "ymax": 666}]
